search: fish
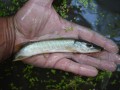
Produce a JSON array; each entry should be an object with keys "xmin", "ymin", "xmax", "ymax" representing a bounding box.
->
[{"xmin": 14, "ymin": 39, "xmax": 103, "ymax": 61}]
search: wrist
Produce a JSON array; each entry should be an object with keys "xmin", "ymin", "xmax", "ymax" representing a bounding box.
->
[{"xmin": 0, "ymin": 17, "xmax": 15, "ymax": 61}]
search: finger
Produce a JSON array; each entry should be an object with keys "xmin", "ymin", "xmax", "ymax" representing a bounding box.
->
[
  {"xmin": 87, "ymin": 51, "xmax": 120, "ymax": 64},
  {"xmin": 76, "ymin": 25, "xmax": 118, "ymax": 53},
  {"xmin": 29, "ymin": 0, "xmax": 53, "ymax": 7},
  {"xmin": 78, "ymin": 27, "xmax": 118, "ymax": 53},
  {"xmin": 23, "ymin": 53, "xmax": 72, "ymax": 67},
  {"xmin": 22, "ymin": 55, "xmax": 48, "ymax": 67},
  {"xmin": 23, "ymin": 53, "xmax": 98, "ymax": 77},
  {"xmin": 73, "ymin": 54, "xmax": 116, "ymax": 71},
  {"xmin": 54, "ymin": 58, "xmax": 98, "ymax": 77},
  {"xmin": 60, "ymin": 19, "xmax": 119, "ymax": 53}
]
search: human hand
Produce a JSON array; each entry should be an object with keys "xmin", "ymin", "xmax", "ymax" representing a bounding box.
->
[{"xmin": 14, "ymin": 0, "xmax": 120, "ymax": 77}]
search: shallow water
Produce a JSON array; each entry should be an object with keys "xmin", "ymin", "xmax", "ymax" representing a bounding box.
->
[{"xmin": 0, "ymin": 0, "xmax": 120, "ymax": 90}]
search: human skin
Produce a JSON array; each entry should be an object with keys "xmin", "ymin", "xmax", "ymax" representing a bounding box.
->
[{"xmin": 1, "ymin": 0, "xmax": 120, "ymax": 77}]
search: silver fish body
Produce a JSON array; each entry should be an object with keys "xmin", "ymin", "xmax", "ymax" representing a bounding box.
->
[{"xmin": 14, "ymin": 39, "xmax": 102, "ymax": 61}]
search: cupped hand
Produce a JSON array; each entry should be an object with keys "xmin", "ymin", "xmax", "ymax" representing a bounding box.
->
[{"xmin": 14, "ymin": 0, "xmax": 120, "ymax": 77}]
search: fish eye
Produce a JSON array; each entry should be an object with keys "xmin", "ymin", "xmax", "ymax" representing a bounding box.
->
[{"xmin": 86, "ymin": 43, "xmax": 93, "ymax": 47}]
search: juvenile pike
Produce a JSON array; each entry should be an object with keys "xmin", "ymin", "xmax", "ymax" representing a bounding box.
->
[{"xmin": 14, "ymin": 39, "xmax": 102, "ymax": 61}]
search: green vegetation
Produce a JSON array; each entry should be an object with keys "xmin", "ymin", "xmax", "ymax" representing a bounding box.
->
[
  {"xmin": 9, "ymin": 83, "xmax": 22, "ymax": 90},
  {"xmin": 45, "ymin": 71, "xmax": 112, "ymax": 90},
  {"xmin": 54, "ymin": 0, "xmax": 69, "ymax": 18},
  {"xmin": 22, "ymin": 65, "xmax": 39, "ymax": 88},
  {"xmin": 0, "ymin": 0, "xmax": 27, "ymax": 16},
  {"xmin": 78, "ymin": 0, "xmax": 97, "ymax": 13},
  {"xmin": 78, "ymin": 0, "xmax": 89, "ymax": 7}
]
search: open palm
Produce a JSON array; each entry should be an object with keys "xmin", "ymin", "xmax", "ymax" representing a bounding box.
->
[{"xmin": 14, "ymin": 0, "xmax": 120, "ymax": 77}]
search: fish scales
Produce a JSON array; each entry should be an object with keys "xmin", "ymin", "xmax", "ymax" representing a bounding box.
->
[{"xmin": 14, "ymin": 39, "xmax": 102, "ymax": 61}]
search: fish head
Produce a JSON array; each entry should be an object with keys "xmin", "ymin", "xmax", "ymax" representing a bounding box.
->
[{"xmin": 74, "ymin": 40, "xmax": 103, "ymax": 53}]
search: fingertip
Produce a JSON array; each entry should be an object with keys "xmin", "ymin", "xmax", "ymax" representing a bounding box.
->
[
  {"xmin": 115, "ymin": 55, "xmax": 120, "ymax": 64},
  {"xmin": 92, "ymin": 33, "xmax": 119, "ymax": 53},
  {"xmin": 78, "ymin": 65, "xmax": 98, "ymax": 77},
  {"xmin": 104, "ymin": 39, "xmax": 119, "ymax": 53},
  {"xmin": 100, "ymin": 61, "xmax": 117, "ymax": 72},
  {"xmin": 54, "ymin": 58, "xmax": 98, "ymax": 77}
]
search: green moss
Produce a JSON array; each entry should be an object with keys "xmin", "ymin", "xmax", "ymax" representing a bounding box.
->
[
  {"xmin": 23, "ymin": 65, "xmax": 39, "ymax": 88},
  {"xmin": 78, "ymin": 0, "xmax": 89, "ymax": 7},
  {"xmin": 0, "ymin": 0, "xmax": 27, "ymax": 16},
  {"xmin": 54, "ymin": 0, "xmax": 69, "ymax": 18},
  {"xmin": 46, "ymin": 71, "xmax": 112, "ymax": 90},
  {"xmin": 51, "ymin": 69, "xmax": 56, "ymax": 75},
  {"xmin": 78, "ymin": 0, "xmax": 97, "ymax": 13},
  {"xmin": 9, "ymin": 83, "xmax": 22, "ymax": 90}
]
